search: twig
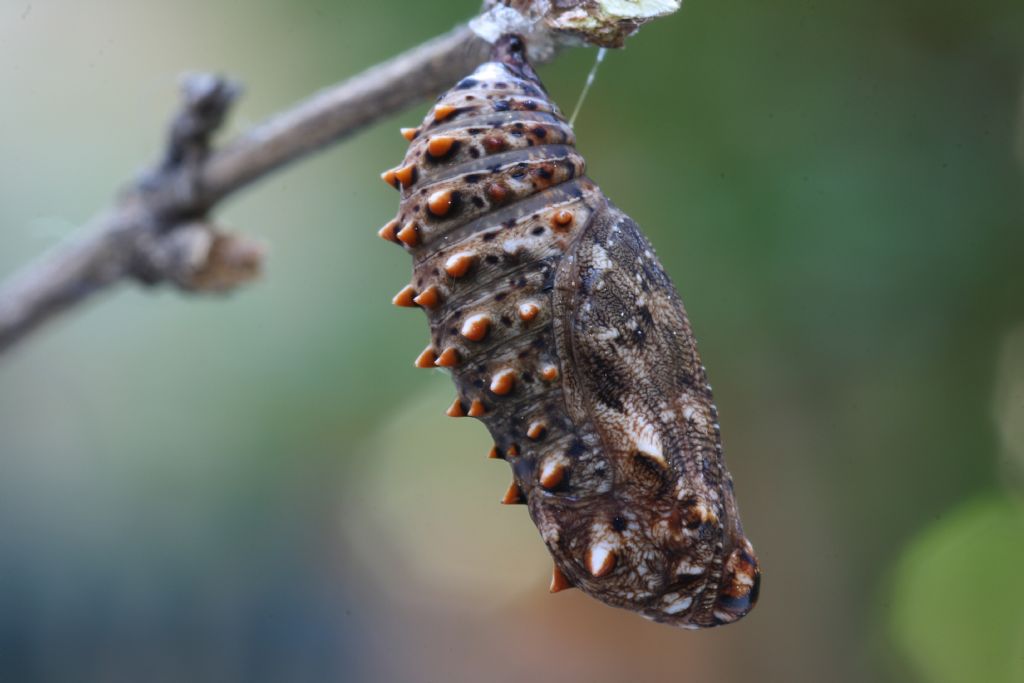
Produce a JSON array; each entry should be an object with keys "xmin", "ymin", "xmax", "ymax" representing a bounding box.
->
[
  {"xmin": 0, "ymin": 1, "xmax": 681, "ymax": 356},
  {"xmin": 0, "ymin": 24, "xmax": 490, "ymax": 354}
]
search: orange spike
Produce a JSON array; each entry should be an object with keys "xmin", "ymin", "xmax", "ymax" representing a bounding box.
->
[
  {"xmin": 380, "ymin": 168, "xmax": 398, "ymax": 188},
  {"xmin": 394, "ymin": 164, "xmax": 416, "ymax": 187},
  {"xmin": 506, "ymin": 444, "xmax": 519, "ymax": 457},
  {"xmin": 444, "ymin": 252, "xmax": 475, "ymax": 278},
  {"xmin": 468, "ymin": 399, "xmax": 487, "ymax": 417},
  {"xmin": 435, "ymin": 347, "xmax": 459, "ymax": 367},
  {"xmin": 397, "ymin": 221, "xmax": 418, "ymax": 247},
  {"xmin": 482, "ymin": 135, "xmax": 506, "ymax": 153},
  {"xmin": 413, "ymin": 285, "xmax": 440, "ymax": 309},
  {"xmin": 414, "ymin": 346, "xmax": 436, "ymax": 368},
  {"xmin": 426, "ymin": 136, "xmax": 456, "ymax": 158},
  {"xmin": 400, "ymin": 127, "xmax": 419, "ymax": 141},
  {"xmin": 501, "ymin": 481, "xmax": 524, "ymax": 505},
  {"xmin": 460, "ymin": 313, "xmax": 491, "ymax": 342},
  {"xmin": 490, "ymin": 369, "xmax": 516, "ymax": 395},
  {"xmin": 551, "ymin": 209, "xmax": 574, "ymax": 229},
  {"xmin": 527, "ymin": 422, "xmax": 546, "ymax": 440},
  {"xmin": 540, "ymin": 364, "xmax": 559, "ymax": 382},
  {"xmin": 488, "ymin": 445, "xmax": 501, "ymax": 459},
  {"xmin": 392, "ymin": 284, "xmax": 417, "ymax": 307},
  {"xmin": 377, "ymin": 219, "xmax": 399, "ymax": 242},
  {"xmin": 487, "ymin": 183, "xmax": 508, "ymax": 202},
  {"xmin": 550, "ymin": 564, "xmax": 573, "ymax": 593},
  {"xmin": 518, "ymin": 301, "xmax": 540, "ymax": 322},
  {"xmin": 433, "ymin": 104, "xmax": 457, "ymax": 122},
  {"xmin": 427, "ymin": 189, "xmax": 454, "ymax": 217},
  {"xmin": 446, "ymin": 398, "xmax": 465, "ymax": 418},
  {"xmin": 540, "ymin": 460, "xmax": 565, "ymax": 490}
]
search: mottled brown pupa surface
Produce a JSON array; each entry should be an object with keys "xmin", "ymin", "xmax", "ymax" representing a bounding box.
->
[{"xmin": 379, "ymin": 36, "xmax": 759, "ymax": 628}]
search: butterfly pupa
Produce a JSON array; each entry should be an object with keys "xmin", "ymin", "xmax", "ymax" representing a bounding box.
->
[{"xmin": 378, "ymin": 35, "xmax": 759, "ymax": 628}]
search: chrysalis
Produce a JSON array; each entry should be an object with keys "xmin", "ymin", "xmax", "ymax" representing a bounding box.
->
[{"xmin": 378, "ymin": 36, "xmax": 759, "ymax": 628}]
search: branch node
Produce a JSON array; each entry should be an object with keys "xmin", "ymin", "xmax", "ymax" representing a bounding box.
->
[
  {"xmin": 129, "ymin": 221, "xmax": 265, "ymax": 292},
  {"xmin": 475, "ymin": 0, "xmax": 680, "ymax": 51},
  {"xmin": 166, "ymin": 73, "xmax": 242, "ymax": 169}
]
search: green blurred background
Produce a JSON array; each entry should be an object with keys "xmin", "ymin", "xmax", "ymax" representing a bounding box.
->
[{"xmin": 2, "ymin": 1, "xmax": 1023, "ymax": 681}]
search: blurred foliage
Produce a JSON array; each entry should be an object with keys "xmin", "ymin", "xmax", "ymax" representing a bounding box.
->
[
  {"xmin": 1, "ymin": 0, "xmax": 1023, "ymax": 681},
  {"xmin": 890, "ymin": 495, "xmax": 1024, "ymax": 683}
]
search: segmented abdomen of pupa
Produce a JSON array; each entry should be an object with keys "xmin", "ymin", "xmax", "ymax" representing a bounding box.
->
[{"xmin": 379, "ymin": 36, "xmax": 759, "ymax": 628}]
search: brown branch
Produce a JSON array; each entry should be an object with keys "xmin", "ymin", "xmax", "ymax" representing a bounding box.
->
[
  {"xmin": 0, "ymin": 1, "xmax": 681, "ymax": 356},
  {"xmin": 0, "ymin": 24, "xmax": 490, "ymax": 354}
]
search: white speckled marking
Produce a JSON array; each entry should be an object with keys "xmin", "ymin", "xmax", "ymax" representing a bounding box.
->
[
  {"xmin": 592, "ymin": 244, "xmax": 613, "ymax": 270},
  {"xmin": 663, "ymin": 595, "xmax": 693, "ymax": 615},
  {"xmin": 676, "ymin": 559, "xmax": 705, "ymax": 576},
  {"xmin": 634, "ymin": 421, "xmax": 666, "ymax": 467},
  {"xmin": 588, "ymin": 540, "xmax": 616, "ymax": 576}
]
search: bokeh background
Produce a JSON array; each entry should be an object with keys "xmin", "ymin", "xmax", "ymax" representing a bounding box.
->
[{"xmin": 2, "ymin": 1, "xmax": 1023, "ymax": 681}]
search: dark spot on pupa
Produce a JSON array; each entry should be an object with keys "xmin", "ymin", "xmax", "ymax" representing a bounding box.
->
[
  {"xmin": 500, "ymin": 314, "xmax": 512, "ymax": 326},
  {"xmin": 483, "ymin": 230, "xmax": 500, "ymax": 242},
  {"xmin": 446, "ymin": 191, "xmax": 463, "ymax": 215},
  {"xmin": 611, "ymin": 516, "xmax": 627, "ymax": 532},
  {"xmin": 448, "ymin": 327, "xmax": 458, "ymax": 336},
  {"xmin": 503, "ymin": 219, "xmax": 517, "ymax": 228},
  {"xmin": 495, "ymin": 291, "xmax": 508, "ymax": 301},
  {"xmin": 535, "ymin": 167, "xmax": 553, "ymax": 180},
  {"xmin": 566, "ymin": 440, "xmax": 586, "ymax": 458},
  {"xmin": 494, "ymin": 82, "xmax": 508, "ymax": 89},
  {"xmin": 468, "ymin": 127, "xmax": 484, "ymax": 135},
  {"xmin": 465, "ymin": 173, "xmax": 482, "ymax": 183},
  {"xmin": 469, "ymin": 147, "xmax": 481, "ymax": 158},
  {"xmin": 485, "ymin": 254, "xmax": 500, "ymax": 265},
  {"xmin": 489, "ymin": 164, "xmax": 503, "ymax": 174},
  {"xmin": 676, "ymin": 569, "xmax": 704, "ymax": 589},
  {"xmin": 521, "ymin": 372, "xmax": 534, "ymax": 383},
  {"xmin": 637, "ymin": 305, "xmax": 655, "ymax": 329},
  {"xmin": 455, "ymin": 78, "xmax": 478, "ymax": 90},
  {"xmin": 532, "ymin": 126, "xmax": 547, "ymax": 138},
  {"xmin": 531, "ymin": 226, "xmax": 545, "ymax": 236},
  {"xmin": 494, "ymin": 100, "xmax": 511, "ymax": 112},
  {"xmin": 471, "ymin": 196, "xmax": 485, "ymax": 208},
  {"xmin": 524, "ymin": 99, "xmax": 538, "ymax": 110}
]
